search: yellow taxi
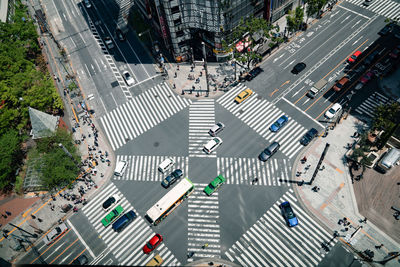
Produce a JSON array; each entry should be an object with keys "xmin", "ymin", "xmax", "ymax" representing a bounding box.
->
[
  {"xmin": 146, "ymin": 254, "xmax": 163, "ymax": 266},
  {"xmin": 234, "ymin": 89, "xmax": 253, "ymax": 103}
]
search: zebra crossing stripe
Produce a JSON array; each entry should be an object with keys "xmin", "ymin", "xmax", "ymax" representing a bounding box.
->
[{"xmin": 345, "ymin": 0, "xmax": 400, "ymax": 20}]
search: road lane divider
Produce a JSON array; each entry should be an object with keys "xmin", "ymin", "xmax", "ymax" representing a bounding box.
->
[{"xmin": 67, "ymin": 219, "xmax": 96, "ymax": 258}]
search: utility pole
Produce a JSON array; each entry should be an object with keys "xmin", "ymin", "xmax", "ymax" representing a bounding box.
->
[
  {"xmin": 202, "ymin": 42, "xmax": 210, "ymax": 97},
  {"xmin": 9, "ymin": 223, "xmax": 38, "ymax": 239}
]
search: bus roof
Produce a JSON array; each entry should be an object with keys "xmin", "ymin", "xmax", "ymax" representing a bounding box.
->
[{"xmin": 146, "ymin": 177, "xmax": 194, "ymax": 222}]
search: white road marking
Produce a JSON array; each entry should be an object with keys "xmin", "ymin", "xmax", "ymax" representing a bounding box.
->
[{"xmin": 67, "ymin": 219, "xmax": 96, "ymax": 258}]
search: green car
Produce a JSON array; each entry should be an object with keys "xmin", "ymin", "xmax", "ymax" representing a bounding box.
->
[
  {"xmin": 204, "ymin": 175, "xmax": 226, "ymax": 196},
  {"xmin": 101, "ymin": 205, "xmax": 124, "ymax": 227}
]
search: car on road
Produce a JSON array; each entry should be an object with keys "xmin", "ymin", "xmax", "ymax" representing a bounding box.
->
[
  {"xmin": 209, "ymin": 122, "xmax": 225, "ymax": 136},
  {"xmin": 122, "ymin": 71, "xmax": 134, "ymax": 86},
  {"xmin": 116, "ymin": 28, "xmax": 126, "ymax": 41},
  {"xmin": 389, "ymin": 45, "xmax": 400, "ymax": 59},
  {"xmin": 245, "ymin": 67, "xmax": 262, "ymax": 81},
  {"xmin": 279, "ymin": 201, "xmax": 298, "ymax": 227},
  {"xmin": 364, "ymin": 50, "xmax": 379, "ymax": 65},
  {"xmin": 203, "ymin": 137, "xmax": 223, "ymax": 154},
  {"xmin": 104, "ymin": 36, "xmax": 114, "ymax": 49},
  {"xmin": 84, "ymin": 0, "xmax": 91, "ymax": 8},
  {"xmin": 332, "ymin": 76, "xmax": 349, "ymax": 92},
  {"xmin": 146, "ymin": 254, "xmax": 163, "ymax": 266},
  {"xmin": 291, "ymin": 62, "xmax": 306, "ymax": 74},
  {"xmin": 161, "ymin": 169, "xmax": 183, "ymax": 188},
  {"xmin": 44, "ymin": 223, "xmax": 68, "ymax": 245},
  {"xmin": 259, "ymin": 141, "xmax": 280, "ymax": 162},
  {"xmin": 363, "ymin": 0, "xmax": 373, "ymax": 6},
  {"xmin": 234, "ymin": 89, "xmax": 253, "ymax": 103},
  {"xmin": 143, "ymin": 233, "xmax": 163, "ymax": 254},
  {"xmin": 101, "ymin": 205, "xmax": 124, "ymax": 227},
  {"xmin": 204, "ymin": 175, "xmax": 226, "ymax": 196},
  {"xmin": 360, "ymin": 71, "xmax": 374, "ymax": 84},
  {"xmin": 348, "ymin": 50, "xmax": 361, "ymax": 63},
  {"xmin": 300, "ymin": 128, "xmax": 319, "ymax": 146},
  {"xmin": 378, "ymin": 24, "xmax": 393, "ymax": 36},
  {"xmin": 325, "ymin": 103, "xmax": 342, "ymax": 119},
  {"xmin": 102, "ymin": 194, "xmax": 121, "ymax": 212},
  {"xmin": 112, "ymin": 210, "xmax": 137, "ymax": 232},
  {"xmin": 72, "ymin": 254, "xmax": 88, "ymax": 265},
  {"xmin": 269, "ymin": 115, "xmax": 289, "ymax": 132},
  {"xmin": 354, "ymin": 82, "xmax": 364, "ymax": 90}
]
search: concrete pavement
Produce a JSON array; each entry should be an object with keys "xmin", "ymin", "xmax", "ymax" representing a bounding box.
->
[{"xmin": 293, "ymin": 114, "xmax": 400, "ymax": 265}]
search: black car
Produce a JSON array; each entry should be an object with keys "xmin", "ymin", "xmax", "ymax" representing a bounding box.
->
[
  {"xmin": 245, "ymin": 67, "xmax": 262, "ymax": 81},
  {"xmin": 364, "ymin": 50, "xmax": 379, "ymax": 66},
  {"xmin": 116, "ymin": 29, "xmax": 126, "ymax": 41},
  {"xmin": 161, "ymin": 169, "xmax": 183, "ymax": 188},
  {"xmin": 378, "ymin": 24, "xmax": 393, "ymax": 36},
  {"xmin": 300, "ymin": 128, "xmax": 319, "ymax": 146},
  {"xmin": 259, "ymin": 141, "xmax": 280, "ymax": 161},
  {"xmin": 291, "ymin": 62, "xmax": 306, "ymax": 74},
  {"xmin": 72, "ymin": 255, "xmax": 88, "ymax": 265}
]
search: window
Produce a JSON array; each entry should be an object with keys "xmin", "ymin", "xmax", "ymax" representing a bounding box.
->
[
  {"xmin": 174, "ymin": 18, "xmax": 181, "ymax": 26},
  {"xmin": 171, "ymin": 6, "xmax": 179, "ymax": 14}
]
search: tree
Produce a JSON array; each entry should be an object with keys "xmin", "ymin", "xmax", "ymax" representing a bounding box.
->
[
  {"xmin": 372, "ymin": 102, "xmax": 400, "ymax": 130},
  {"xmin": 286, "ymin": 7, "xmax": 304, "ymax": 35},
  {"xmin": 221, "ymin": 16, "xmax": 275, "ymax": 70},
  {"xmin": 32, "ymin": 129, "xmax": 81, "ymax": 190},
  {"xmin": 0, "ymin": 130, "xmax": 22, "ymax": 190},
  {"xmin": 305, "ymin": 0, "xmax": 319, "ymax": 23}
]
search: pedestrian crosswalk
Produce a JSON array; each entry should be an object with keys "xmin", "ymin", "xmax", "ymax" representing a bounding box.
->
[
  {"xmin": 217, "ymin": 157, "xmax": 291, "ymax": 186},
  {"xmin": 345, "ymin": 0, "xmax": 400, "ymax": 21},
  {"xmin": 224, "ymin": 189, "xmax": 335, "ymax": 266},
  {"xmin": 355, "ymin": 92, "xmax": 391, "ymax": 118},
  {"xmin": 187, "ymin": 183, "xmax": 221, "ymax": 262},
  {"xmin": 188, "ymin": 99, "xmax": 216, "ymax": 158},
  {"xmin": 217, "ymin": 84, "xmax": 307, "ymax": 159},
  {"xmin": 99, "ymin": 82, "xmax": 192, "ymax": 151},
  {"xmin": 81, "ymin": 183, "xmax": 180, "ymax": 266},
  {"xmin": 113, "ymin": 155, "xmax": 188, "ymax": 181}
]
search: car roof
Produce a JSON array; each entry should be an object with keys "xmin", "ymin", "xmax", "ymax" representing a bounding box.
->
[{"xmin": 331, "ymin": 103, "xmax": 342, "ymax": 110}]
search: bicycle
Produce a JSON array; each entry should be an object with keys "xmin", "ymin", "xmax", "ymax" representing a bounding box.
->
[{"xmin": 202, "ymin": 243, "xmax": 209, "ymax": 249}]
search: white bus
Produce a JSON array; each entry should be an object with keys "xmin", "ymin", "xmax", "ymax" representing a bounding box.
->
[{"xmin": 145, "ymin": 177, "xmax": 194, "ymax": 225}]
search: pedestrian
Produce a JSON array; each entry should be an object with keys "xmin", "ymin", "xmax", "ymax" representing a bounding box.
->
[
  {"xmin": 302, "ymin": 156, "xmax": 307, "ymax": 163},
  {"xmin": 174, "ymin": 72, "xmax": 177, "ymax": 78},
  {"xmin": 375, "ymin": 244, "xmax": 384, "ymax": 249},
  {"xmin": 320, "ymin": 165, "xmax": 325, "ymax": 171},
  {"xmin": 31, "ymin": 214, "xmax": 36, "ymax": 219},
  {"xmin": 1, "ymin": 214, "xmax": 7, "ymax": 219},
  {"xmin": 5, "ymin": 211, "xmax": 11, "ymax": 216}
]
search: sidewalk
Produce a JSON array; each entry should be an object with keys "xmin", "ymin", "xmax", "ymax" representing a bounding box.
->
[
  {"xmin": 293, "ymin": 115, "xmax": 400, "ymax": 265},
  {"xmin": 0, "ymin": 0, "xmax": 115, "ymax": 263}
]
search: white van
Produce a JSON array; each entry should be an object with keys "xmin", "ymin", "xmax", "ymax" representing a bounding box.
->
[
  {"xmin": 158, "ymin": 158, "xmax": 174, "ymax": 173},
  {"xmin": 114, "ymin": 161, "xmax": 128, "ymax": 176},
  {"xmin": 376, "ymin": 148, "xmax": 400, "ymax": 173}
]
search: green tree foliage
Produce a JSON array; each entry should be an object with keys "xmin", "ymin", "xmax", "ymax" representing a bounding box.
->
[
  {"xmin": 0, "ymin": 130, "xmax": 22, "ymax": 190},
  {"xmin": 372, "ymin": 102, "xmax": 400, "ymax": 130},
  {"xmin": 32, "ymin": 129, "xmax": 81, "ymax": 190},
  {"xmin": 286, "ymin": 7, "xmax": 304, "ymax": 34},
  {"xmin": 221, "ymin": 16, "xmax": 276, "ymax": 69},
  {"xmin": 0, "ymin": 1, "xmax": 63, "ymax": 136}
]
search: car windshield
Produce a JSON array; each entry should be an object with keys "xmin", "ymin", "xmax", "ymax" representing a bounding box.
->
[
  {"xmin": 208, "ymin": 183, "xmax": 215, "ymax": 190},
  {"xmin": 217, "ymin": 123, "xmax": 222, "ymax": 127},
  {"xmin": 146, "ymin": 243, "xmax": 154, "ymax": 250},
  {"xmin": 351, "ymin": 55, "xmax": 357, "ymax": 60},
  {"xmin": 103, "ymin": 197, "xmax": 114, "ymax": 209},
  {"xmin": 272, "ymin": 122, "xmax": 280, "ymax": 128},
  {"xmin": 284, "ymin": 206, "xmax": 295, "ymax": 218},
  {"xmin": 125, "ymin": 73, "xmax": 130, "ymax": 78},
  {"xmin": 328, "ymin": 108, "xmax": 335, "ymax": 114},
  {"xmin": 55, "ymin": 227, "xmax": 61, "ymax": 234},
  {"xmin": 336, "ymin": 83, "xmax": 343, "ymax": 88},
  {"xmin": 264, "ymin": 148, "xmax": 272, "ymax": 155},
  {"xmin": 162, "ymin": 178, "xmax": 169, "ymax": 184}
]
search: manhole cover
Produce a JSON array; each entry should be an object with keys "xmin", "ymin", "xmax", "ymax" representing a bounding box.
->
[{"xmin": 154, "ymin": 142, "xmax": 159, "ymax": 147}]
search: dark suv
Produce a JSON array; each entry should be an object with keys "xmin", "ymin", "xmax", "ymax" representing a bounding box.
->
[
  {"xmin": 161, "ymin": 169, "xmax": 183, "ymax": 188},
  {"xmin": 300, "ymin": 128, "xmax": 319, "ymax": 146},
  {"xmin": 245, "ymin": 67, "xmax": 262, "ymax": 81}
]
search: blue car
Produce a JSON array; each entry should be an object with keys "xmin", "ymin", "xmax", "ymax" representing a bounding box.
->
[
  {"xmin": 270, "ymin": 115, "xmax": 289, "ymax": 132},
  {"xmin": 279, "ymin": 201, "xmax": 298, "ymax": 227}
]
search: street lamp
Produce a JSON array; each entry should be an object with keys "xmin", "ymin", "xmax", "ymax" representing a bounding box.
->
[{"xmin": 138, "ymin": 29, "xmax": 154, "ymax": 47}]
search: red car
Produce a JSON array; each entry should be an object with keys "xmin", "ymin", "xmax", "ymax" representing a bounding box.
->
[
  {"xmin": 348, "ymin": 50, "xmax": 361, "ymax": 63},
  {"xmin": 360, "ymin": 71, "xmax": 374, "ymax": 84},
  {"xmin": 143, "ymin": 233, "xmax": 163, "ymax": 254},
  {"xmin": 389, "ymin": 46, "xmax": 400, "ymax": 59}
]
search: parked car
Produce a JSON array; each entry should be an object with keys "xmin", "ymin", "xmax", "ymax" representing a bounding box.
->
[
  {"xmin": 234, "ymin": 89, "xmax": 253, "ymax": 103},
  {"xmin": 44, "ymin": 223, "xmax": 68, "ymax": 245},
  {"xmin": 279, "ymin": 201, "xmax": 298, "ymax": 227},
  {"xmin": 143, "ymin": 234, "xmax": 163, "ymax": 254},
  {"xmin": 122, "ymin": 71, "xmax": 134, "ymax": 86},
  {"xmin": 116, "ymin": 29, "xmax": 127, "ymax": 41},
  {"xmin": 269, "ymin": 115, "xmax": 289, "ymax": 132},
  {"xmin": 102, "ymin": 194, "xmax": 122, "ymax": 212},
  {"xmin": 348, "ymin": 51, "xmax": 361, "ymax": 63},
  {"xmin": 389, "ymin": 45, "xmax": 400, "ymax": 59},
  {"xmin": 84, "ymin": 0, "xmax": 91, "ymax": 8},
  {"xmin": 364, "ymin": 50, "xmax": 379, "ymax": 65},
  {"xmin": 161, "ymin": 169, "xmax": 183, "ymax": 188},
  {"xmin": 291, "ymin": 62, "xmax": 306, "ymax": 74},
  {"xmin": 325, "ymin": 103, "xmax": 342, "ymax": 119},
  {"xmin": 72, "ymin": 254, "xmax": 88, "ymax": 265},
  {"xmin": 333, "ymin": 77, "xmax": 349, "ymax": 92},
  {"xmin": 104, "ymin": 36, "xmax": 114, "ymax": 49},
  {"xmin": 300, "ymin": 128, "xmax": 319, "ymax": 146},
  {"xmin": 204, "ymin": 175, "xmax": 226, "ymax": 196},
  {"xmin": 360, "ymin": 71, "xmax": 374, "ymax": 84},
  {"xmin": 259, "ymin": 141, "xmax": 280, "ymax": 162},
  {"xmin": 245, "ymin": 67, "xmax": 262, "ymax": 81},
  {"xmin": 209, "ymin": 122, "xmax": 225, "ymax": 136}
]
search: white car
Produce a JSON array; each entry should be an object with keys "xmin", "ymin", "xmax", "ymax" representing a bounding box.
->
[
  {"xmin": 44, "ymin": 223, "xmax": 68, "ymax": 245},
  {"xmin": 325, "ymin": 103, "xmax": 342, "ymax": 119},
  {"xmin": 104, "ymin": 37, "xmax": 114, "ymax": 49},
  {"xmin": 122, "ymin": 71, "xmax": 134, "ymax": 86},
  {"xmin": 102, "ymin": 194, "xmax": 121, "ymax": 212},
  {"xmin": 209, "ymin": 122, "xmax": 225, "ymax": 136},
  {"xmin": 203, "ymin": 137, "xmax": 223, "ymax": 154}
]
